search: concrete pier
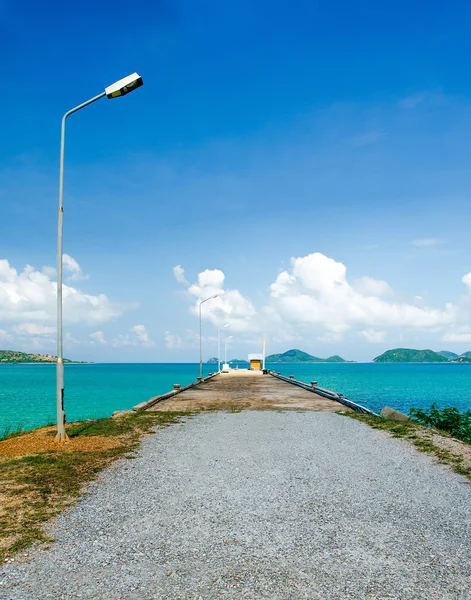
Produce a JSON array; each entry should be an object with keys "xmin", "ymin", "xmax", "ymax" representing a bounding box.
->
[{"xmin": 142, "ymin": 369, "xmax": 351, "ymax": 413}]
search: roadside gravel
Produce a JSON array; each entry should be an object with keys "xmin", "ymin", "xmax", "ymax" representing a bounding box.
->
[{"xmin": 1, "ymin": 411, "xmax": 470, "ymax": 599}]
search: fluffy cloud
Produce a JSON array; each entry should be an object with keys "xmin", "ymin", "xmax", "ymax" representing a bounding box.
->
[
  {"xmin": 12, "ymin": 322, "xmax": 55, "ymax": 336},
  {"xmin": 0, "ymin": 329, "xmax": 13, "ymax": 343},
  {"xmin": 63, "ymin": 254, "xmax": 89, "ymax": 281},
  {"xmin": 442, "ymin": 331, "xmax": 471, "ymax": 343},
  {"xmin": 112, "ymin": 325, "xmax": 154, "ymax": 348},
  {"xmin": 173, "ymin": 252, "xmax": 467, "ymax": 346},
  {"xmin": 360, "ymin": 329, "xmax": 386, "ymax": 343},
  {"xmin": 169, "ymin": 252, "xmax": 471, "ymax": 352},
  {"xmin": 164, "ymin": 329, "xmax": 199, "ymax": 349},
  {"xmin": 90, "ymin": 331, "xmax": 107, "ymax": 345},
  {"xmin": 269, "ymin": 253, "xmax": 455, "ymax": 337},
  {"xmin": 164, "ymin": 331, "xmax": 182, "ymax": 349},
  {"xmin": 177, "ymin": 267, "xmax": 257, "ymax": 333},
  {"xmin": 173, "ymin": 265, "xmax": 188, "ymax": 284},
  {"xmin": 0, "ymin": 257, "xmax": 127, "ymax": 325},
  {"xmin": 131, "ymin": 325, "xmax": 151, "ymax": 345},
  {"xmin": 352, "ymin": 277, "xmax": 393, "ymax": 298},
  {"xmin": 410, "ymin": 238, "xmax": 443, "ymax": 248}
]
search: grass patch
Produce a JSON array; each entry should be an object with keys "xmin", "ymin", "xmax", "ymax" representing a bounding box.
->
[
  {"xmin": 0, "ymin": 410, "xmax": 188, "ymax": 560},
  {"xmin": 345, "ymin": 412, "xmax": 471, "ymax": 482},
  {"xmin": 410, "ymin": 404, "xmax": 471, "ymax": 443},
  {"xmin": 1, "ymin": 421, "xmax": 26, "ymax": 441}
]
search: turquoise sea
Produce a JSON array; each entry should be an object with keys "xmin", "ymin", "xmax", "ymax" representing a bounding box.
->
[{"xmin": 0, "ymin": 362, "xmax": 470, "ymax": 433}]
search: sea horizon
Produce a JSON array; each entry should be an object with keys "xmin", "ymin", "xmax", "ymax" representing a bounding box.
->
[{"xmin": 1, "ymin": 362, "xmax": 470, "ymax": 434}]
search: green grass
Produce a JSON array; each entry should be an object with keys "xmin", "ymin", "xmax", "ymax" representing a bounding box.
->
[
  {"xmin": 0, "ymin": 410, "xmax": 189, "ymax": 560},
  {"xmin": 1, "ymin": 421, "xmax": 26, "ymax": 441},
  {"xmin": 345, "ymin": 412, "xmax": 471, "ymax": 482}
]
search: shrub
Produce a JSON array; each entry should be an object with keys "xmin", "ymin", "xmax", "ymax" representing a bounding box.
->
[{"xmin": 410, "ymin": 403, "xmax": 471, "ymax": 443}]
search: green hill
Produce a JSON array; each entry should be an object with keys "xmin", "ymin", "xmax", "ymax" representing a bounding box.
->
[
  {"xmin": 460, "ymin": 351, "xmax": 471, "ymax": 359},
  {"xmin": 265, "ymin": 349, "xmax": 348, "ymax": 363},
  {"xmin": 373, "ymin": 348, "xmax": 449, "ymax": 363},
  {"xmin": 0, "ymin": 350, "xmax": 84, "ymax": 364},
  {"xmin": 438, "ymin": 350, "xmax": 459, "ymax": 360}
]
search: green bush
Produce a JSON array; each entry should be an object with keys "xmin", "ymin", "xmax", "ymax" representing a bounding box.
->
[{"xmin": 410, "ymin": 403, "xmax": 471, "ymax": 443}]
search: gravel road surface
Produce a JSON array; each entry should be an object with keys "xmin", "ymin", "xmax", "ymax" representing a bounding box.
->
[{"xmin": 2, "ymin": 411, "xmax": 471, "ymax": 599}]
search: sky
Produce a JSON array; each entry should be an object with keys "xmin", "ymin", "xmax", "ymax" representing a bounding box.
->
[{"xmin": 1, "ymin": 0, "xmax": 471, "ymax": 362}]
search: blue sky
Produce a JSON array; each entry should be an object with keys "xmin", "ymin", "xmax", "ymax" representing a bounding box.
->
[{"xmin": 1, "ymin": 0, "xmax": 471, "ymax": 362}]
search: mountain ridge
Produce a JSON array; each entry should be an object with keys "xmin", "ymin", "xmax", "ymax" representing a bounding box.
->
[
  {"xmin": 265, "ymin": 349, "xmax": 349, "ymax": 363},
  {"xmin": 374, "ymin": 348, "xmax": 471, "ymax": 363},
  {"xmin": 0, "ymin": 350, "xmax": 88, "ymax": 364}
]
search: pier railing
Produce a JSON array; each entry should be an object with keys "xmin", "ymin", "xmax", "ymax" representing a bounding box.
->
[{"xmin": 269, "ymin": 371, "xmax": 377, "ymax": 415}]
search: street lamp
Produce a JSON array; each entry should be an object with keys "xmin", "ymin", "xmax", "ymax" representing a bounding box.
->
[
  {"xmin": 199, "ymin": 294, "xmax": 218, "ymax": 379},
  {"xmin": 55, "ymin": 73, "xmax": 144, "ymax": 442},
  {"xmin": 224, "ymin": 335, "xmax": 234, "ymax": 364},
  {"xmin": 217, "ymin": 324, "xmax": 229, "ymax": 373}
]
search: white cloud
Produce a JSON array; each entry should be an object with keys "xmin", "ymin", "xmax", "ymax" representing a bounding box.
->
[
  {"xmin": 112, "ymin": 325, "xmax": 154, "ymax": 348},
  {"xmin": 90, "ymin": 331, "xmax": 107, "ymax": 345},
  {"xmin": 131, "ymin": 325, "xmax": 152, "ymax": 346},
  {"xmin": 0, "ymin": 257, "xmax": 128, "ymax": 325},
  {"xmin": 0, "ymin": 329, "xmax": 13, "ymax": 343},
  {"xmin": 463, "ymin": 273, "xmax": 471, "ymax": 292},
  {"xmin": 173, "ymin": 265, "xmax": 188, "ymax": 284},
  {"xmin": 12, "ymin": 322, "xmax": 56, "ymax": 336},
  {"xmin": 410, "ymin": 238, "xmax": 443, "ymax": 248},
  {"xmin": 164, "ymin": 329, "xmax": 200, "ymax": 350},
  {"xmin": 442, "ymin": 332, "xmax": 471, "ymax": 343},
  {"xmin": 164, "ymin": 331, "xmax": 182, "ymax": 349},
  {"xmin": 65, "ymin": 332, "xmax": 80, "ymax": 345},
  {"xmin": 360, "ymin": 329, "xmax": 386, "ymax": 343},
  {"xmin": 185, "ymin": 267, "xmax": 256, "ymax": 333},
  {"xmin": 352, "ymin": 276, "xmax": 393, "ymax": 298},
  {"xmin": 63, "ymin": 254, "xmax": 89, "ymax": 281},
  {"xmin": 172, "ymin": 253, "xmax": 471, "ymax": 349},
  {"xmin": 268, "ymin": 253, "xmax": 455, "ymax": 334}
]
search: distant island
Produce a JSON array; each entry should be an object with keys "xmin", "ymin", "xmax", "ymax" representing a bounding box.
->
[
  {"xmin": 209, "ymin": 347, "xmax": 471, "ymax": 365},
  {"xmin": 265, "ymin": 349, "xmax": 350, "ymax": 363},
  {"xmin": 0, "ymin": 350, "xmax": 89, "ymax": 364},
  {"xmin": 207, "ymin": 357, "xmax": 249, "ymax": 364},
  {"xmin": 374, "ymin": 348, "xmax": 471, "ymax": 363}
]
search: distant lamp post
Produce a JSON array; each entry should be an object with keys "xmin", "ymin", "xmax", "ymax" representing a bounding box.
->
[
  {"xmin": 199, "ymin": 294, "xmax": 218, "ymax": 379},
  {"xmin": 224, "ymin": 335, "xmax": 234, "ymax": 364},
  {"xmin": 55, "ymin": 73, "xmax": 144, "ymax": 442},
  {"xmin": 217, "ymin": 324, "xmax": 229, "ymax": 373}
]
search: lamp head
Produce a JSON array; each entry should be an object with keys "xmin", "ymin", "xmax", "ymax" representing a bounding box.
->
[{"xmin": 105, "ymin": 73, "xmax": 143, "ymax": 99}]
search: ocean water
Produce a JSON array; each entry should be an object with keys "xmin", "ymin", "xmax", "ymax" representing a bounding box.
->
[
  {"xmin": 0, "ymin": 362, "xmax": 470, "ymax": 433},
  {"xmin": 0, "ymin": 363, "xmax": 215, "ymax": 433},
  {"xmin": 267, "ymin": 362, "xmax": 471, "ymax": 416}
]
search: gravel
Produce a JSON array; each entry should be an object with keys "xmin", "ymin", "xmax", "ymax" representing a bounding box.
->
[{"xmin": 1, "ymin": 411, "xmax": 471, "ymax": 599}]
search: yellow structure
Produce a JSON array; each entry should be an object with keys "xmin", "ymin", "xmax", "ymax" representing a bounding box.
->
[{"xmin": 248, "ymin": 353, "xmax": 263, "ymax": 370}]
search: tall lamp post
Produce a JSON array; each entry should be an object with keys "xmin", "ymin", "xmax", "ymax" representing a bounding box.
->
[
  {"xmin": 217, "ymin": 324, "xmax": 229, "ymax": 373},
  {"xmin": 199, "ymin": 294, "xmax": 218, "ymax": 379},
  {"xmin": 224, "ymin": 335, "xmax": 234, "ymax": 364},
  {"xmin": 55, "ymin": 73, "xmax": 144, "ymax": 441}
]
